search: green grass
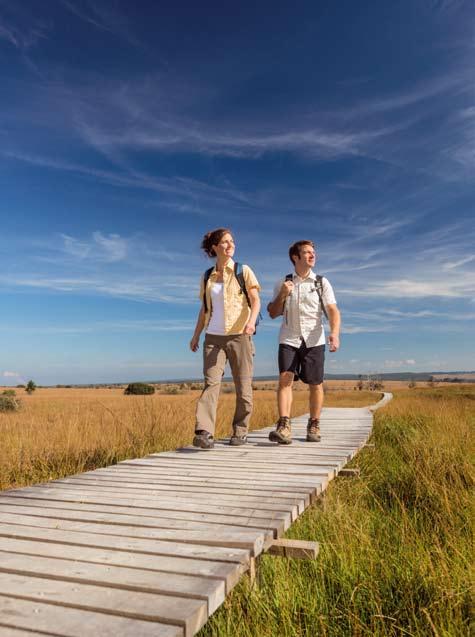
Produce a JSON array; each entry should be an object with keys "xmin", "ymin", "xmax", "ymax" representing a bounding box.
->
[{"xmin": 199, "ymin": 386, "xmax": 473, "ymax": 637}]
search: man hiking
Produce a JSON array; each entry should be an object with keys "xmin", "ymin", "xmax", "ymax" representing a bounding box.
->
[{"xmin": 267, "ymin": 240, "xmax": 340, "ymax": 444}]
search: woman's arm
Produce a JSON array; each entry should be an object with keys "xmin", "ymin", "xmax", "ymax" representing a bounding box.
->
[
  {"xmin": 190, "ymin": 305, "xmax": 206, "ymax": 351},
  {"xmin": 244, "ymin": 287, "xmax": 261, "ymax": 335}
]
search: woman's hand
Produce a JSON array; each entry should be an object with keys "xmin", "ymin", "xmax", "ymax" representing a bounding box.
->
[
  {"xmin": 190, "ymin": 336, "xmax": 200, "ymax": 352},
  {"xmin": 244, "ymin": 322, "xmax": 255, "ymax": 335}
]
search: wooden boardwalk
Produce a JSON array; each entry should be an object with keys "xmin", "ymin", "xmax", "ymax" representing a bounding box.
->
[{"xmin": 0, "ymin": 394, "xmax": 391, "ymax": 636}]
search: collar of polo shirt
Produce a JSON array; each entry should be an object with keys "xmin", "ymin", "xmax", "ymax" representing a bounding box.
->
[
  {"xmin": 293, "ymin": 269, "xmax": 316, "ymax": 281},
  {"xmin": 211, "ymin": 258, "xmax": 235, "ymax": 275}
]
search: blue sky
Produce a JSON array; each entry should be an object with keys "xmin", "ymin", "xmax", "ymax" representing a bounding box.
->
[{"xmin": 1, "ymin": 0, "xmax": 474, "ymax": 385}]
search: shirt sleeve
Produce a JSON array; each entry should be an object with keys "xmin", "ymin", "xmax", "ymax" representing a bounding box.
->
[
  {"xmin": 243, "ymin": 265, "xmax": 261, "ymax": 291},
  {"xmin": 273, "ymin": 279, "xmax": 283, "ymax": 300},
  {"xmin": 322, "ymin": 277, "xmax": 337, "ymax": 305}
]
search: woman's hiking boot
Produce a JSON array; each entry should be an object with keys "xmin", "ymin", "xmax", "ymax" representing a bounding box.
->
[
  {"xmin": 306, "ymin": 418, "xmax": 321, "ymax": 442},
  {"xmin": 193, "ymin": 430, "xmax": 214, "ymax": 449},
  {"xmin": 269, "ymin": 417, "xmax": 292, "ymax": 444}
]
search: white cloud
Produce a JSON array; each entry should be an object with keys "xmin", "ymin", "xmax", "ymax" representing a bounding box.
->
[{"xmin": 2, "ymin": 371, "xmax": 21, "ymax": 377}]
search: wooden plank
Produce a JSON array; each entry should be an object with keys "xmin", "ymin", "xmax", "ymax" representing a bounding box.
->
[
  {"xmin": 23, "ymin": 484, "xmax": 308, "ymax": 516},
  {"xmin": 0, "ymin": 493, "xmax": 293, "ymax": 527},
  {"xmin": 51, "ymin": 474, "xmax": 317, "ymax": 499},
  {"xmin": 0, "ymin": 572, "xmax": 206, "ymax": 637},
  {"xmin": 0, "ymin": 524, "xmax": 250, "ymax": 569},
  {"xmin": 116, "ymin": 460, "xmax": 332, "ymax": 480},
  {"xmin": 2, "ymin": 488, "xmax": 304, "ymax": 520},
  {"xmin": 75, "ymin": 467, "xmax": 335, "ymax": 489},
  {"xmin": 0, "ymin": 504, "xmax": 284, "ymax": 537},
  {"xmin": 5, "ymin": 477, "xmax": 316, "ymax": 508},
  {"xmin": 0, "ymin": 513, "xmax": 270, "ymax": 555},
  {"xmin": 149, "ymin": 450, "xmax": 347, "ymax": 466},
  {"xmin": 0, "ymin": 545, "xmax": 225, "ymax": 613},
  {"xmin": 338, "ymin": 468, "xmax": 361, "ymax": 477},
  {"xmin": 0, "ymin": 497, "xmax": 292, "ymax": 533},
  {"xmin": 0, "ymin": 627, "xmax": 45, "ymax": 636},
  {"xmin": 0, "ymin": 596, "xmax": 182, "ymax": 637},
  {"xmin": 267, "ymin": 539, "xmax": 320, "ymax": 559},
  {"xmin": 114, "ymin": 458, "xmax": 336, "ymax": 475},
  {"xmin": 0, "ymin": 536, "xmax": 242, "ymax": 592}
]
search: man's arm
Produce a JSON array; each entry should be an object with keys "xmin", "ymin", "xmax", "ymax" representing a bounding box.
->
[
  {"xmin": 267, "ymin": 280, "xmax": 293, "ymax": 319},
  {"xmin": 326, "ymin": 303, "xmax": 341, "ymax": 352},
  {"xmin": 244, "ymin": 287, "xmax": 261, "ymax": 335}
]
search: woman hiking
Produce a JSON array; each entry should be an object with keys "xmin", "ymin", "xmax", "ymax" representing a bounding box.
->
[{"xmin": 190, "ymin": 228, "xmax": 261, "ymax": 449}]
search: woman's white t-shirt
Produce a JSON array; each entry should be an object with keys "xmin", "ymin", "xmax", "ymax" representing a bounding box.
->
[{"xmin": 206, "ymin": 282, "xmax": 226, "ymax": 335}]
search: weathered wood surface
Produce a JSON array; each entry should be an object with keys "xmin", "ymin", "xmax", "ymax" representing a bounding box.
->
[{"xmin": 0, "ymin": 396, "xmax": 390, "ymax": 636}]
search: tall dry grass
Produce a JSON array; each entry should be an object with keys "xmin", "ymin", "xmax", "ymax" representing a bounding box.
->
[
  {"xmin": 0, "ymin": 386, "xmax": 375, "ymax": 490},
  {"xmin": 200, "ymin": 385, "xmax": 473, "ymax": 637}
]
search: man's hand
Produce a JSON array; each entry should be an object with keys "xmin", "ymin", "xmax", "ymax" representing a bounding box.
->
[
  {"xmin": 190, "ymin": 336, "xmax": 200, "ymax": 352},
  {"xmin": 244, "ymin": 322, "xmax": 255, "ymax": 335},
  {"xmin": 328, "ymin": 333, "xmax": 340, "ymax": 352},
  {"xmin": 281, "ymin": 280, "xmax": 294, "ymax": 297}
]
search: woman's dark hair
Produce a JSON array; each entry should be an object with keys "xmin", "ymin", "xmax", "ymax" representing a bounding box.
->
[
  {"xmin": 201, "ymin": 228, "xmax": 232, "ymax": 257},
  {"xmin": 289, "ymin": 240, "xmax": 315, "ymax": 264}
]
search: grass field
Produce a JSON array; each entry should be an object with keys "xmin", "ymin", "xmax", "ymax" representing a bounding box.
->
[
  {"xmin": 199, "ymin": 385, "xmax": 474, "ymax": 637},
  {"xmin": 0, "ymin": 383, "xmax": 375, "ymax": 490},
  {"xmin": 1, "ymin": 384, "xmax": 471, "ymax": 636}
]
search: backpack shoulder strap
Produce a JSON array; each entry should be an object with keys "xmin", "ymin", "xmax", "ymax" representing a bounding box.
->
[
  {"xmin": 234, "ymin": 262, "xmax": 251, "ymax": 308},
  {"xmin": 202, "ymin": 267, "xmax": 214, "ymax": 313},
  {"xmin": 314, "ymin": 275, "xmax": 329, "ymax": 320}
]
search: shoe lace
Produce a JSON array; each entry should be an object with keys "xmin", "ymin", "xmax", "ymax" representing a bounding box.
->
[
  {"xmin": 276, "ymin": 417, "xmax": 290, "ymax": 433},
  {"xmin": 308, "ymin": 419, "xmax": 320, "ymax": 434}
]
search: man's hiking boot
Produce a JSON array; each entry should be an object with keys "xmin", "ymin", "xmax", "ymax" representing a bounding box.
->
[
  {"xmin": 229, "ymin": 434, "xmax": 247, "ymax": 446},
  {"xmin": 193, "ymin": 430, "xmax": 214, "ymax": 449},
  {"xmin": 306, "ymin": 418, "xmax": 321, "ymax": 442},
  {"xmin": 269, "ymin": 417, "xmax": 292, "ymax": 444}
]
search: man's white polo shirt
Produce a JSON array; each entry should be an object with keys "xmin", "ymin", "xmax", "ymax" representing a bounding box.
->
[{"xmin": 273, "ymin": 271, "xmax": 337, "ymax": 348}]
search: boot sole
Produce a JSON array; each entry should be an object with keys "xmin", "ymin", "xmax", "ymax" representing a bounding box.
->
[
  {"xmin": 192, "ymin": 436, "xmax": 214, "ymax": 450},
  {"xmin": 229, "ymin": 437, "xmax": 247, "ymax": 446},
  {"xmin": 306, "ymin": 435, "xmax": 321, "ymax": 442},
  {"xmin": 269, "ymin": 431, "xmax": 292, "ymax": 444}
]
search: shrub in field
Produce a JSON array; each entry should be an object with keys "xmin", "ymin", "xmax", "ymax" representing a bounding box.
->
[
  {"xmin": 2, "ymin": 389, "xmax": 16, "ymax": 396},
  {"xmin": 25, "ymin": 380, "xmax": 36, "ymax": 394},
  {"xmin": 124, "ymin": 382, "xmax": 155, "ymax": 395},
  {"xmin": 0, "ymin": 395, "xmax": 21, "ymax": 412},
  {"xmin": 162, "ymin": 385, "xmax": 183, "ymax": 395}
]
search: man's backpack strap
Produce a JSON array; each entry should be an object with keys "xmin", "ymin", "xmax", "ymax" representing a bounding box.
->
[
  {"xmin": 314, "ymin": 275, "xmax": 329, "ymax": 321},
  {"xmin": 202, "ymin": 267, "xmax": 214, "ymax": 313}
]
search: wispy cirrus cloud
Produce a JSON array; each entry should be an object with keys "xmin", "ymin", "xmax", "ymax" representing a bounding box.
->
[
  {"xmin": 1, "ymin": 150, "xmax": 251, "ymax": 209},
  {"xmin": 61, "ymin": 231, "xmax": 128, "ymax": 262},
  {"xmin": 0, "ymin": 2, "xmax": 49, "ymax": 51},
  {"xmin": 60, "ymin": 0, "xmax": 141, "ymax": 47}
]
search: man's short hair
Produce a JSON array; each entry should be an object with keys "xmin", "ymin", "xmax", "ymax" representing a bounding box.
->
[{"xmin": 289, "ymin": 240, "xmax": 315, "ymax": 264}]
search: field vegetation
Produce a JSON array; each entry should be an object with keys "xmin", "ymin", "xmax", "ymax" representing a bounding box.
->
[
  {"xmin": 200, "ymin": 385, "xmax": 473, "ymax": 637},
  {"xmin": 0, "ymin": 384, "xmax": 374, "ymax": 490}
]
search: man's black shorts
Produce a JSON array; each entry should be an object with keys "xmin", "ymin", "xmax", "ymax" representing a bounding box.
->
[{"xmin": 278, "ymin": 341, "xmax": 325, "ymax": 385}]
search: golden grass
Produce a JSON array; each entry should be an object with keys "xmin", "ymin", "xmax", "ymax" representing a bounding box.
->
[{"xmin": 0, "ymin": 385, "xmax": 377, "ymax": 490}]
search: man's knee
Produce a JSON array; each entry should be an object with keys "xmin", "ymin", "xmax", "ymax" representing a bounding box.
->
[
  {"xmin": 309, "ymin": 382, "xmax": 324, "ymax": 392},
  {"xmin": 279, "ymin": 372, "xmax": 294, "ymax": 389}
]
